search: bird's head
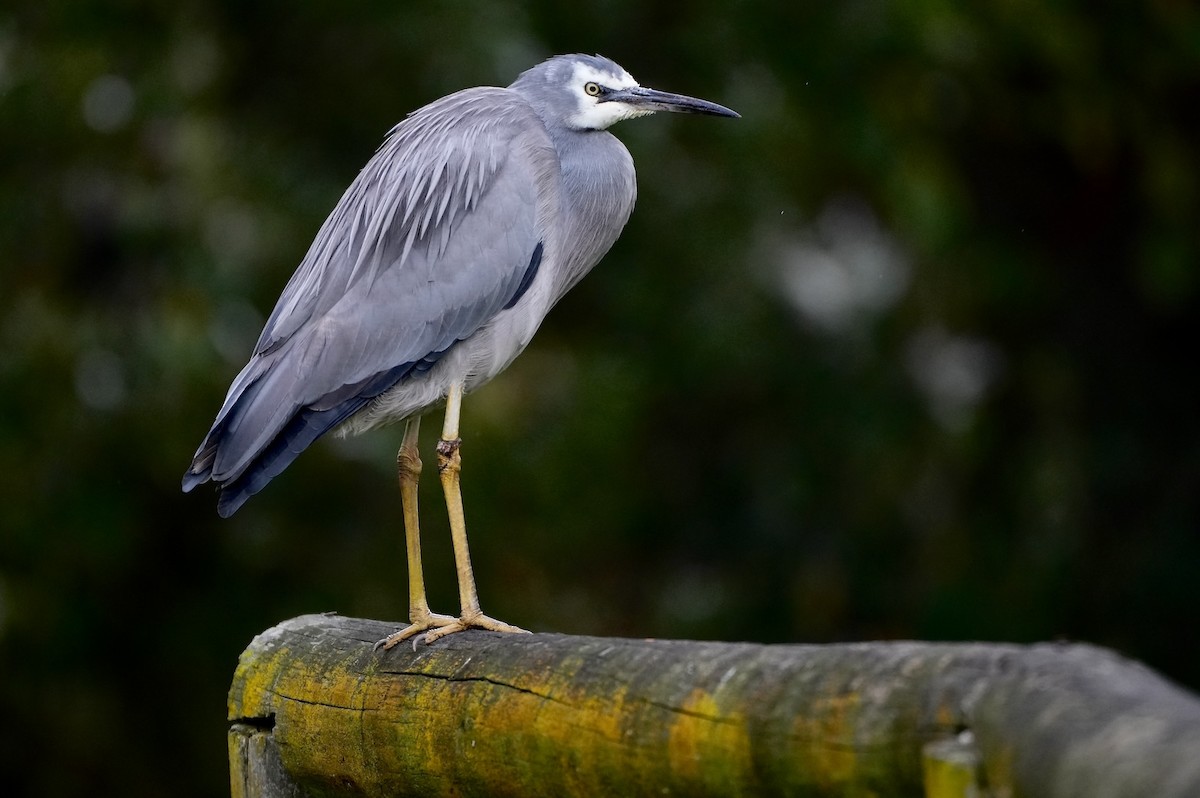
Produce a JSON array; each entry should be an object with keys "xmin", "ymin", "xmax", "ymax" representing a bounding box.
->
[{"xmin": 511, "ymin": 54, "xmax": 739, "ymax": 131}]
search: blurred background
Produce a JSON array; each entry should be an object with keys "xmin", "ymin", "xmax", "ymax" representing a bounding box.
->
[{"xmin": 2, "ymin": 0, "xmax": 1198, "ymax": 794}]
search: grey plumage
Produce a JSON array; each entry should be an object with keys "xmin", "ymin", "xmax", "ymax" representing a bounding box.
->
[{"xmin": 184, "ymin": 54, "xmax": 737, "ymax": 517}]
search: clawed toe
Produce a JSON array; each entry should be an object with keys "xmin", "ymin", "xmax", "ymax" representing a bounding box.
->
[
  {"xmin": 374, "ymin": 611, "xmax": 459, "ymax": 651},
  {"xmin": 422, "ymin": 613, "xmax": 530, "ymax": 644},
  {"xmin": 376, "ymin": 612, "xmax": 530, "ymax": 649}
]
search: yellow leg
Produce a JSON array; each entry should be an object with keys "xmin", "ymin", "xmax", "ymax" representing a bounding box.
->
[
  {"xmin": 375, "ymin": 417, "xmax": 457, "ymax": 651},
  {"xmin": 422, "ymin": 382, "xmax": 529, "ymax": 644}
]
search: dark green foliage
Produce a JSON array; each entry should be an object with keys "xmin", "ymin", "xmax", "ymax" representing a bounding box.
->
[{"xmin": 1, "ymin": 1, "xmax": 1197, "ymax": 795}]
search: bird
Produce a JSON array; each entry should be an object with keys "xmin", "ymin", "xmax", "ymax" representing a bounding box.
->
[{"xmin": 182, "ymin": 53, "xmax": 738, "ymax": 648}]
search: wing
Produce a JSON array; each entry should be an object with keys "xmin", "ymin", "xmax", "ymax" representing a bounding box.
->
[{"xmin": 183, "ymin": 87, "xmax": 561, "ymax": 515}]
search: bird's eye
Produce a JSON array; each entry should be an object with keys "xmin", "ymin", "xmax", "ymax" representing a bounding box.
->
[{"xmin": 584, "ymin": 82, "xmax": 601, "ymax": 97}]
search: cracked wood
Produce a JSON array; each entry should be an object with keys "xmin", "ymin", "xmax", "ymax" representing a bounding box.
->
[{"xmin": 229, "ymin": 613, "xmax": 1200, "ymax": 798}]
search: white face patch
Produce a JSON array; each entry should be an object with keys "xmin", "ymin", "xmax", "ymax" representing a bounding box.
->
[{"xmin": 568, "ymin": 62, "xmax": 652, "ymax": 130}]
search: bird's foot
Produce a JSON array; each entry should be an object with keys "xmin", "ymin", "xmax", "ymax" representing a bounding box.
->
[
  {"xmin": 374, "ymin": 609, "xmax": 460, "ymax": 651},
  {"xmin": 421, "ymin": 611, "xmax": 530, "ymax": 645},
  {"xmin": 374, "ymin": 610, "xmax": 530, "ymax": 650}
]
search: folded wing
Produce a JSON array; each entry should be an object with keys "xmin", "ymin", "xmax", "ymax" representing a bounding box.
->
[{"xmin": 183, "ymin": 87, "xmax": 560, "ymax": 516}]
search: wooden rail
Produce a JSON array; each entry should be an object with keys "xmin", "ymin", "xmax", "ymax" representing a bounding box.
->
[{"xmin": 229, "ymin": 614, "xmax": 1200, "ymax": 797}]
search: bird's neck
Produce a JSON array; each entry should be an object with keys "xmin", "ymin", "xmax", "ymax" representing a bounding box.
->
[{"xmin": 549, "ymin": 128, "xmax": 638, "ymax": 303}]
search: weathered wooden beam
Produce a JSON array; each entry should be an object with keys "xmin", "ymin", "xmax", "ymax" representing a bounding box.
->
[{"xmin": 229, "ymin": 614, "xmax": 1200, "ymax": 797}]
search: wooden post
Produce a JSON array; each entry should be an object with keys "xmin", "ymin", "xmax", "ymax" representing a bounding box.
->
[{"xmin": 229, "ymin": 614, "xmax": 1200, "ymax": 797}]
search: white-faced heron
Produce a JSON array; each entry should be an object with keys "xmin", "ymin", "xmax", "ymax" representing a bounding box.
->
[{"xmin": 183, "ymin": 53, "xmax": 738, "ymax": 647}]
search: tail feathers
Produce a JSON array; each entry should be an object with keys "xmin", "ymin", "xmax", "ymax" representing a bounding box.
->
[
  {"xmin": 213, "ymin": 400, "xmax": 368, "ymax": 517},
  {"xmin": 181, "ymin": 439, "xmax": 219, "ymax": 493},
  {"xmin": 185, "ymin": 361, "xmax": 415, "ymax": 516},
  {"xmin": 182, "ymin": 366, "xmax": 271, "ymax": 493},
  {"xmin": 182, "ymin": 414, "xmax": 236, "ymax": 493}
]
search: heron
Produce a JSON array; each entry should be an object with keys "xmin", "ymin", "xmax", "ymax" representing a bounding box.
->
[{"xmin": 183, "ymin": 53, "xmax": 738, "ymax": 648}]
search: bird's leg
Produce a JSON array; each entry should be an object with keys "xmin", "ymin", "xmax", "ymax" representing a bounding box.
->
[
  {"xmin": 422, "ymin": 382, "xmax": 529, "ymax": 644},
  {"xmin": 375, "ymin": 417, "xmax": 457, "ymax": 651}
]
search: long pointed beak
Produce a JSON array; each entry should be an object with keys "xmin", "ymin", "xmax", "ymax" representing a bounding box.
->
[{"xmin": 605, "ymin": 86, "xmax": 740, "ymax": 118}]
